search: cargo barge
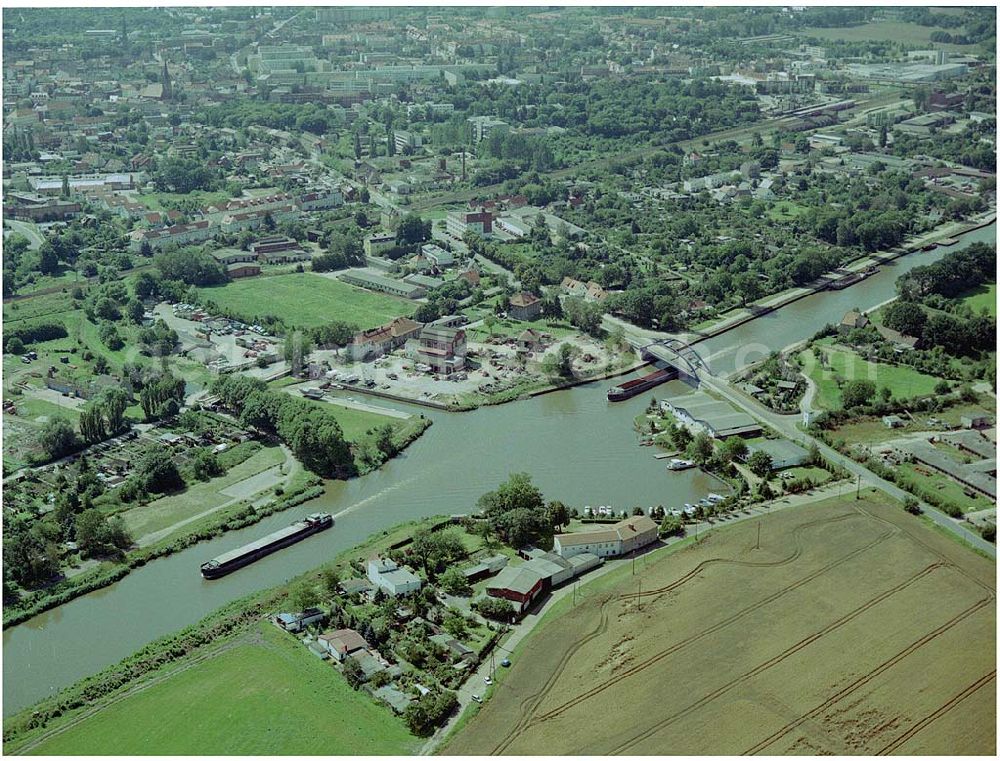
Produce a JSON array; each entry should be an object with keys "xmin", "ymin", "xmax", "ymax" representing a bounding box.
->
[
  {"xmin": 827, "ymin": 266, "xmax": 879, "ymax": 291},
  {"xmin": 201, "ymin": 513, "xmax": 333, "ymax": 579},
  {"xmin": 608, "ymin": 368, "xmax": 675, "ymax": 402}
]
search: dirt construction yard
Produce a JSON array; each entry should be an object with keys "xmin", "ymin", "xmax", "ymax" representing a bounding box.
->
[{"xmin": 444, "ymin": 495, "xmax": 996, "ymax": 755}]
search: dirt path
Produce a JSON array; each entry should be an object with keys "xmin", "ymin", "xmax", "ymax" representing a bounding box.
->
[{"xmin": 134, "ymin": 445, "xmax": 299, "ymax": 547}]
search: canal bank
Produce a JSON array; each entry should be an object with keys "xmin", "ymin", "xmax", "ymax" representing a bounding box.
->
[
  {"xmin": 682, "ymin": 213, "xmax": 996, "ymax": 349},
  {"xmin": 2, "ymin": 378, "xmax": 723, "ymax": 716},
  {"xmin": 3, "ymin": 220, "xmax": 995, "ymax": 717},
  {"xmin": 696, "ymin": 220, "xmax": 997, "ymax": 377}
]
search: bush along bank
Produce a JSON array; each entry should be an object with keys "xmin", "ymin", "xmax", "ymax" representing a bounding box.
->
[
  {"xmin": 2, "ymin": 477, "xmax": 324, "ymax": 629},
  {"xmin": 4, "ymin": 407, "xmax": 433, "ymax": 629},
  {"xmin": 2, "ymin": 515, "xmax": 447, "ymax": 751}
]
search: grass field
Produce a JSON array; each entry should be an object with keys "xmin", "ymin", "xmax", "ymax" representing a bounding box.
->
[
  {"xmin": 200, "ymin": 273, "xmax": 414, "ymax": 330},
  {"xmin": 134, "ymin": 190, "xmax": 230, "ymax": 211},
  {"xmin": 24, "ymin": 622, "xmax": 417, "ymax": 756},
  {"xmin": 444, "ymin": 493, "xmax": 996, "ymax": 755},
  {"xmin": 800, "ymin": 20, "xmax": 981, "ymax": 48},
  {"xmin": 767, "ymin": 201, "xmax": 810, "ymax": 221},
  {"xmin": 957, "ymin": 282, "xmax": 997, "ymax": 317},
  {"xmin": 118, "ymin": 445, "xmax": 286, "ymax": 539},
  {"xmin": 799, "ymin": 342, "xmax": 940, "ymax": 410}
]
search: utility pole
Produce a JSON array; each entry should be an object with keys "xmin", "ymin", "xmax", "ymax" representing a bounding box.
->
[
  {"xmin": 631, "ymin": 553, "xmax": 635, "ymax": 576},
  {"xmin": 755, "ymin": 520, "xmax": 761, "ymax": 550},
  {"xmin": 638, "ymin": 579, "xmax": 642, "ymax": 611},
  {"xmin": 855, "ymin": 472, "xmax": 862, "ymax": 500}
]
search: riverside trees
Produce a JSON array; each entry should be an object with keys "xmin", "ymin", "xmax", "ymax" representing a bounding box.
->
[{"xmin": 212, "ymin": 375, "xmax": 355, "ymax": 479}]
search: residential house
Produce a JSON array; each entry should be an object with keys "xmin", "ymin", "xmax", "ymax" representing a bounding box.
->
[
  {"xmin": 275, "ymin": 607, "xmax": 325, "ymax": 633},
  {"xmin": 508, "ymin": 292, "xmax": 542, "ymax": 321},
  {"xmin": 876, "ymin": 324, "xmax": 920, "ymax": 350},
  {"xmin": 839, "ymin": 310, "xmax": 869, "ymax": 334},
  {"xmin": 446, "ymin": 209, "xmax": 493, "ymax": 239},
  {"xmin": 318, "ymin": 628, "xmax": 369, "ymax": 662},
  {"xmin": 420, "ymin": 243, "xmax": 454, "ymax": 268},
  {"xmin": 516, "ymin": 328, "xmax": 548, "ymax": 351},
  {"xmin": 219, "ymin": 205, "xmax": 298, "ymax": 234},
  {"xmin": 296, "ymin": 186, "xmax": 343, "ymax": 211},
  {"xmin": 367, "ymin": 556, "xmax": 422, "ymax": 596},
  {"xmin": 456, "ymin": 268, "xmax": 481, "ymax": 287},
  {"xmin": 553, "ymin": 515, "xmax": 659, "ymax": 559},
  {"xmin": 364, "ymin": 233, "xmax": 397, "ymax": 257},
  {"xmin": 129, "ymin": 220, "xmax": 213, "ymax": 252}
]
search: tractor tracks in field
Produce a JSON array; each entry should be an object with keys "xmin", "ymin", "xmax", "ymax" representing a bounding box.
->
[
  {"xmin": 740, "ymin": 596, "xmax": 994, "ymax": 756},
  {"xmin": 618, "ymin": 510, "xmax": 863, "ymax": 602},
  {"xmin": 875, "ymin": 669, "xmax": 996, "ymax": 755},
  {"xmin": 602, "ymin": 561, "xmax": 953, "ymax": 755},
  {"xmin": 489, "ymin": 508, "xmax": 891, "ymax": 754},
  {"xmin": 489, "ymin": 601, "xmax": 613, "ymax": 754}
]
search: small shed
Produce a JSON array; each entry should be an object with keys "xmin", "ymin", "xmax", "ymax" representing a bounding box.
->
[{"xmin": 961, "ymin": 414, "xmax": 990, "ymax": 430}]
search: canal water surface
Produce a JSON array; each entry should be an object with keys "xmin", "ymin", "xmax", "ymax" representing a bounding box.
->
[{"xmin": 3, "ymin": 221, "xmax": 994, "ymax": 716}]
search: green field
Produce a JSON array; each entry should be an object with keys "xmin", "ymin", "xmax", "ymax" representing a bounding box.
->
[
  {"xmin": 134, "ymin": 190, "xmax": 230, "ymax": 211},
  {"xmin": 119, "ymin": 445, "xmax": 286, "ymax": 540},
  {"xmin": 767, "ymin": 201, "xmax": 810, "ymax": 221},
  {"xmin": 200, "ymin": 273, "xmax": 413, "ymax": 330},
  {"xmin": 801, "ymin": 20, "xmax": 981, "ymax": 48},
  {"xmin": 23, "ymin": 622, "xmax": 416, "ymax": 756},
  {"xmin": 897, "ymin": 462, "xmax": 990, "ymax": 516},
  {"xmin": 957, "ymin": 282, "xmax": 997, "ymax": 317},
  {"xmin": 799, "ymin": 341, "xmax": 940, "ymax": 410}
]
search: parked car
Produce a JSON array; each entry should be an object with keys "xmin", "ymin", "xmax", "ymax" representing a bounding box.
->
[
  {"xmin": 471, "ymin": 694, "xmax": 483, "ymax": 704},
  {"xmin": 501, "ymin": 658, "xmax": 511, "ymax": 667}
]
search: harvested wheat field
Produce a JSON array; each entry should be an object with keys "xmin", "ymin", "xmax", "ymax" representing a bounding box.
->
[{"xmin": 444, "ymin": 494, "xmax": 996, "ymax": 755}]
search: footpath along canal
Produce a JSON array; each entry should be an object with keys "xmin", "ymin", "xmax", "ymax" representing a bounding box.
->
[{"xmin": 3, "ymin": 221, "xmax": 995, "ymax": 717}]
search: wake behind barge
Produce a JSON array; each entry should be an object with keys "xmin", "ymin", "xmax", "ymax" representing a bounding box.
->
[{"xmin": 200, "ymin": 513, "xmax": 333, "ymax": 579}]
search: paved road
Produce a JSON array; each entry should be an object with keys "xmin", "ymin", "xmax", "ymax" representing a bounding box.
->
[
  {"xmin": 700, "ymin": 374, "xmax": 997, "ymax": 558},
  {"xmin": 420, "ymin": 480, "xmax": 867, "ymax": 754},
  {"xmin": 5, "ymin": 219, "xmax": 44, "ymax": 249}
]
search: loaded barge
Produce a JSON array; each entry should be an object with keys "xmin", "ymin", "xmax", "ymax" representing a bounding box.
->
[
  {"xmin": 826, "ymin": 266, "xmax": 879, "ymax": 291},
  {"xmin": 201, "ymin": 513, "xmax": 333, "ymax": 579},
  {"xmin": 608, "ymin": 367, "xmax": 675, "ymax": 402}
]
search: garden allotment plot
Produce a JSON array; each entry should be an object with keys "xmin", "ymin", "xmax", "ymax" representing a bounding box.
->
[{"xmin": 446, "ymin": 495, "xmax": 995, "ymax": 755}]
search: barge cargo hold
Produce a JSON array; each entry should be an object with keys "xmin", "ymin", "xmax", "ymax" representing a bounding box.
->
[
  {"xmin": 200, "ymin": 513, "xmax": 333, "ymax": 579},
  {"xmin": 608, "ymin": 368, "xmax": 676, "ymax": 402},
  {"xmin": 826, "ymin": 266, "xmax": 879, "ymax": 291}
]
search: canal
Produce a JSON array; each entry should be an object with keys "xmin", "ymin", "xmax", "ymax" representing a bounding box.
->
[
  {"xmin": 3, "ymin": 220, "xmax": 994, "ymax": 716},
  {"xmin": 3, "ymin": 377, "xmax": 722, "ymax": 715},
  {"xmin": 697, "ymin": 221, "xmax": 997, "ymax": 376}
]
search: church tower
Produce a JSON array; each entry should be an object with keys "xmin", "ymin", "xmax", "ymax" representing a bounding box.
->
[{"xmin": 161, "ymin": 60, "xmax": 172, "ymax": 100}]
